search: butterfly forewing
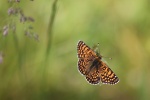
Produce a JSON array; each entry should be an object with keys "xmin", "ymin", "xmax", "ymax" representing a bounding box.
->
[
  {"xmin": 77, "ymin": 40, "xmax": 119, "ymax": 85},
  {"xmin": 77, "ymin": 41, "xmax": 97, "ymax": 75},
  {"xmin": 77, "ymin": 41, "xmax": 97, "ymax": 58}
]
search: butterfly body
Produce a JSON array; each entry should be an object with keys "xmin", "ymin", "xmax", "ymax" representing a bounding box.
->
[{"xmin": 77, "ymin": 40, "xmax": 119, "ymax": 85}]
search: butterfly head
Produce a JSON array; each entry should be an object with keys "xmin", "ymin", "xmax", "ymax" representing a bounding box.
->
[{"xmin": 92, "ymin": 43, "xmax": 102, "ymax": 59}]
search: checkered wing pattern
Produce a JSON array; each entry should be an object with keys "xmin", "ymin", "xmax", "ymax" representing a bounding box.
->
[{"xmin": 77, "ymin": 40, "xmax": 119, "ymax": 85}]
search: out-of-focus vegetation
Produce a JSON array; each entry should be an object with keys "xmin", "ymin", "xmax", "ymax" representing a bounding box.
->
[{"xmin": 0, "ymin": 0, "xmax": 150, "ymax": 100}]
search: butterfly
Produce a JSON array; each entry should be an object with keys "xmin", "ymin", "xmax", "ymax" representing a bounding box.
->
[{"xmin": 77, "ymin": 40, "xmax": 119, "ymax": 85}]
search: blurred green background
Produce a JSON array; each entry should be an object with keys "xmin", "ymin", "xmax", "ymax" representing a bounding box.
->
[{"xmin": 0, "ymin": 0, "xmax": 150, "ymax": 100}]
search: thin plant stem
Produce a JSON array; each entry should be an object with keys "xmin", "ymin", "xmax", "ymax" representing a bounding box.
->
[{"xmin": 41, "ymin": 0, "xmax": 58, "ymax": 93}]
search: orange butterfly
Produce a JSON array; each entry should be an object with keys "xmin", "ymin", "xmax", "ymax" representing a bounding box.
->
[{"xmin": 77, "ymin": 40, "xmax": 119, "ymax": 85}]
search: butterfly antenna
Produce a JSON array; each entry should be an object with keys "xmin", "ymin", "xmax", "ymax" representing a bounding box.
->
[
  {"xmin": 97, "ymin": 43, "xmax": 100, "ymax": 54},
  {"xmin": 102, "ymin": 56, "xmax": 112, "ymax": 60}
]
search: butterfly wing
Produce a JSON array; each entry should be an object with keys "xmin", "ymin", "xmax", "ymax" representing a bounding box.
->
[
  {"xmin": 77, "ymin": 40, "xmax": 119, "ymax": 85},
  {"xmin": 77, "ymin": 41, "xmax": 97, "ymax": 75},
  {"xmin": 85, "ymin": 66, "xmax": 101, "ymax": 84},
  {"xmin": 99, "ymin": 61, "xmax": 119, "ymax": 85},
  {"xmin": 77, "ymin": 41, "xmax": 97, "ymax": 58}
]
